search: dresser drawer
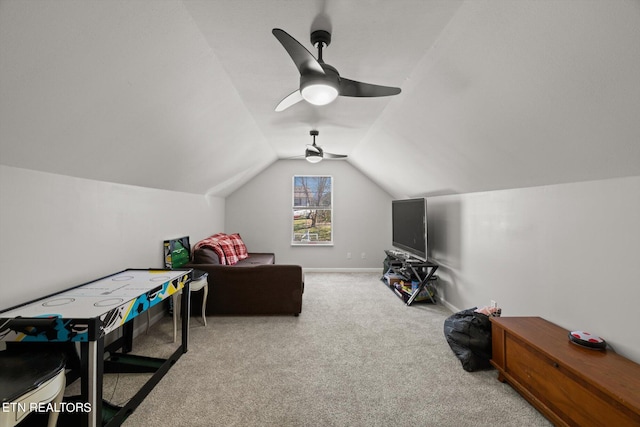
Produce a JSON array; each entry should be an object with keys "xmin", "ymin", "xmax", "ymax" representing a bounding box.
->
[{"xmin": 506, "ymin": 335, "xmax": 638, "ymax": 426}]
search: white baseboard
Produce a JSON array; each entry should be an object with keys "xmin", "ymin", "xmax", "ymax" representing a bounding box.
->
[
  {"xmin": 302, "ymin": 268, "xmax": 382, "ymax": 273},
  {"xmin": 438, "ymin": 297, "xmax": 460, "ymax": 314}
]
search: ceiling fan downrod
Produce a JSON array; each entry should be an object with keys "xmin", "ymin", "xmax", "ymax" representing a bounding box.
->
[{"xmin": 311, "ymin": 30, "xmax": 331, "ymax": 63}]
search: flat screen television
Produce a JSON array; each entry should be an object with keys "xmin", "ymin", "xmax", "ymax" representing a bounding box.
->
[{"xmin": 392, "ymin": 198, "xmax": 427, "ymax": 260}]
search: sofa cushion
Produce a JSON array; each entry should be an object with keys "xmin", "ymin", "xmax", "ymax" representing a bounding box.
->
[
  {"xmin": 233, "ymin": 253, "xmax": 275, "ymax": 266},
  {"xmin": 193, "ymin": 247, "xmax": 220, "ymax": 264}
]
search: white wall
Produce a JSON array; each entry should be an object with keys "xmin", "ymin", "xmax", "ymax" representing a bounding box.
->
[
  {"xmin": 6, "ymin": 161, "xmax": 637, "ymax": 364},
  {"xmin": 428, "ymin": 175, "xmax": 640, "ymax": 362},
  {"xmin": 225, "ymin": 160, "xmax": 392, "ymax": 270},
  {"xmin": 0, "ymin": 165, "xmax": 224, "ymax": 311}
]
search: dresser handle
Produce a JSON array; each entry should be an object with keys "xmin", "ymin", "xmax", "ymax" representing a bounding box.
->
[{"xmin": 553, "ymin": 362, "xmax": 559, "ymax": 368}]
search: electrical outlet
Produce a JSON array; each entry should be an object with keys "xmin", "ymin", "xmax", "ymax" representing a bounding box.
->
[
  {"xmin": 347, "ymin": 252, "xmax": 352, "ymax": 259},
  {"xmin": 361, "ymin": 252, "xmax": 366, "ymax": 259},
  {"xmin": 491, "ymin": 300, "xmax": 498, "ymax": 308}
]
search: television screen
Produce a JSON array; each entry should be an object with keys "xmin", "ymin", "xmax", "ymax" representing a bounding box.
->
[{"xmin": 392, "ymin": 198, "xmax": 427, "ymax": 260}]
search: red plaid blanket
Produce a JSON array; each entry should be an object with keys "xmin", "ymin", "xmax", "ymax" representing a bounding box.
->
[{"xmin": 194, "ymin": 232, "xmax": 249, "ymax": 265}]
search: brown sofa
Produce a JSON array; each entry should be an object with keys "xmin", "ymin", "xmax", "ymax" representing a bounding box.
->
[{"xmin": 186, "ymin": 247, "xmax": 304, "ymax": 316}]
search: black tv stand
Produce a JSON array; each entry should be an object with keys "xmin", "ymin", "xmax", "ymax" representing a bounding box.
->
[{"xmin": 382, "ymin": 250, "xmax": 439, "ymax": 305}]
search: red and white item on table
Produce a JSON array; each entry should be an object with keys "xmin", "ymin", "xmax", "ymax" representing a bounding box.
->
[{"xmin": 568, "ymin": 330, "xmax": 607, "ymax": 350}]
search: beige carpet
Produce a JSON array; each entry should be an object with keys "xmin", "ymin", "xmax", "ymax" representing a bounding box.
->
[{"xmin": 89, "ymin": 272, "xmax": 550, "ymax": 426}]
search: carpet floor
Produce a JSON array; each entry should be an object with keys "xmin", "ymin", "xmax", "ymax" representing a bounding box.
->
[{"xmin": 76, "ymin": 272, "xmax": 551, "ymax": 426}]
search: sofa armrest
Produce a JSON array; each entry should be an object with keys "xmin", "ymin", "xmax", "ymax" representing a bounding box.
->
[{"xmin": 184, "ymin": 263, "xmax": 304, "ymax": 315}]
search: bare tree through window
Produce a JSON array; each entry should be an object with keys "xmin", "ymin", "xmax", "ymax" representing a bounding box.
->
[{"xmin": 292, "ymin": 176, "xmax": 333, "ymax": 245}]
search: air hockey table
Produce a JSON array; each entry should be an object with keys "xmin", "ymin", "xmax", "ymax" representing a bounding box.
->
[{"xmin": 0, "ymin": 268, "xmax": 192, "ymax": 427}]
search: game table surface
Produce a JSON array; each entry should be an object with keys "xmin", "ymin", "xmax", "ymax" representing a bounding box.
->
[{"xmin": 0, "ymin": 269, "xmax": 191, "ymax": 340}]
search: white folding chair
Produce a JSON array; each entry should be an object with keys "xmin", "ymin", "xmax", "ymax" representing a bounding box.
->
[{"xmin": 0, "ymin": 350, "xmax": 66, "ymax": 427}]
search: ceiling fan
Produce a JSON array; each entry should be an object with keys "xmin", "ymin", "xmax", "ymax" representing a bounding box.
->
[
  {"xmin": 295, "ymin": 130, "xmax": 347, "ymax": 163},
  {"xmin": 272, "ymin": 28, "xmax": 401, "ymax": 112}
]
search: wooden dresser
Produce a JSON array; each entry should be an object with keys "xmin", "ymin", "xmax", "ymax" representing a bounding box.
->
[{"xmin": 490, "ymin": 317, "xmax": 640, "ymax": 427}]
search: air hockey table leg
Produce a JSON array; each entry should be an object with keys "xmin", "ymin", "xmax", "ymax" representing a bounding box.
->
[
  {"xmin": 181, "ymin": 281, "xmax": 190, "ymax": 353},
  {"xmin": 122, "ymin": 320, "xmax": 134, "ymax": 353},
  {"xmin": 81, "ymin": 339, "xmax": 103, "ymax": 427}
]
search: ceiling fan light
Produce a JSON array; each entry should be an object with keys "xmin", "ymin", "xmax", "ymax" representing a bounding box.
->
[
  {"xmin": 301, "ymin": 82, "xmax": 339, "ymax": 106},
  {"xmin": 305, "ymin": 151, "xmax": 323, "ymax": 163}
]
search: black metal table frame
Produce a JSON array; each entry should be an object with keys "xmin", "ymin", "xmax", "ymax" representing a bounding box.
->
[{"xmin": 89, "ymin": 279, "xmax": 190, "ymax": 427}]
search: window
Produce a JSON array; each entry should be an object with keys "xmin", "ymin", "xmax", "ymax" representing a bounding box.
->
[{"xmin": 292, "ymin": 175, "xmax": 333, "ymax": 245}]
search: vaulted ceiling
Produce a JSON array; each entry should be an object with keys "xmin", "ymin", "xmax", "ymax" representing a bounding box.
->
[{"xmin": 1, "ymin": 0, "xmax": 639, "ymax": 199}]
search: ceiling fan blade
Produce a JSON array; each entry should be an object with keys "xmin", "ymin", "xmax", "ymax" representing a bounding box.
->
[
  {"xmin": 338, "ymin": 78, "xmax": 401, "ymax": 97},
  {"xmin": 272, "ymin": 29, "xmax": 325, "ymax": 75},
  {"xmin": 324, "ymin": 152, "xmax": 348, "ymax": 159},
  {"xmin": 275, "ymin": 90, "xmax": 304, "ymax": 112},
  {"xmin": 305, "ymin": 144, "xmax": 321, "ymax": 153}
]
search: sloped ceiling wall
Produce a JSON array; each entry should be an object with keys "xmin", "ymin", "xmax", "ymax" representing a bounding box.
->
[
  {"xmin": 352, "ymin": 0, "xmax": 640, "ymax": 198},
  {"xmin": 1, "ymin": 0, "xmax": 639, "ymax": 198},
  {"xmin": 0, "ymin": 0, "xmax": 277, "ymax": 196}
]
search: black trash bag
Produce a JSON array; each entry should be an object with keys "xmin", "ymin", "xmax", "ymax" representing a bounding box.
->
[{"xmin": 443, "ymin": 307, "xmax": 492, "ymax": 372}]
